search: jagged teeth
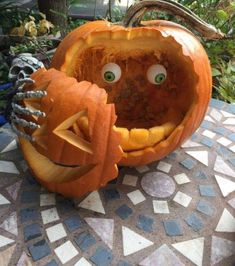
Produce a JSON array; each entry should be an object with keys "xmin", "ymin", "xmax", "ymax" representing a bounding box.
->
[{"xmin": 114, "ymin": 122, "xmax": 176, "ymax": 151}]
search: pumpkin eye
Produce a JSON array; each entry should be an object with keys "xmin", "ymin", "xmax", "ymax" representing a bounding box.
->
[
  {"xmin": 147, "ymin": 64, "xmax": 167, "ymax": 85},
  {"xmin": 102, "ymin": 63, "xmax": 121, "ymax": 83}
]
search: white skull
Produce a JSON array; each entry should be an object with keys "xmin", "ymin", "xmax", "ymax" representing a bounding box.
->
[{"xmin": 9, "ymin": 53, "xmax": 44, "ymax": 82}]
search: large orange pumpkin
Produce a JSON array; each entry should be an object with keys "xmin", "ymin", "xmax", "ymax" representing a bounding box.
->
[{"xmin": 50, "ymin": 4, "xmax": 212, "ymax": 166}]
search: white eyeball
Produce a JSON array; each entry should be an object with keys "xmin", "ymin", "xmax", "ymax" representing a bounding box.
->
[
  {"xmin": 101, "ymin": 63, "xmax": 121, "ymax": 83},
  {"xmin": 147, "ymin": 64, "xmax": 167, "ymax": 85}
]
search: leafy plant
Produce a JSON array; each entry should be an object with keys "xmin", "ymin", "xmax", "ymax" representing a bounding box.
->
[{"xmin": 212, "ymin": 60, "xmax": 235, "ymax": 103}]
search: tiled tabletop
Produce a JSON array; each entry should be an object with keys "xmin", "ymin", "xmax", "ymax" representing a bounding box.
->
[{"xmin": 0, "ymin": 98, "xmax": 235, "ymax": 266}]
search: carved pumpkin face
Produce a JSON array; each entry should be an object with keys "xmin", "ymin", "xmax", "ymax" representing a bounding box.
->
[
  {"xmin": 51, "ymin": 20, "xmax": 212, "ymax": 165},
  {"xmin": 19, "ymin": 68, "xmax": 122, "ymax": 197}
]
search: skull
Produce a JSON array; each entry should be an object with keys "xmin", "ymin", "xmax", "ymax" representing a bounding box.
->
[{"xmin": 9, "ymin": 53, "xmax": 44, "ymax": 82}]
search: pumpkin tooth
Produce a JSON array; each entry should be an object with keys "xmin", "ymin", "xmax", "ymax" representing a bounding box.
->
[{"xmin": 114, "ymin": 121, "xmax": 177, "ymax": 152}]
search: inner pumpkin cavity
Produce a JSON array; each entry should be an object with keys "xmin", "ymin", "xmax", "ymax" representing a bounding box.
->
[{"xmin": 72, "ymin": 39, "xmax": 197, "ymax": 152}]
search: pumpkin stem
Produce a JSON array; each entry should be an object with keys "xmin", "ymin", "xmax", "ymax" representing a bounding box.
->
[{"xmin": 122, "ymin": 0, "xmax": 226, "ymax": 40}]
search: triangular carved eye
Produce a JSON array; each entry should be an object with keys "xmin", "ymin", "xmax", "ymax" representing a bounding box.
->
[{"xmin": 53, "ymin": 109, "xmax": 93, "ymax": 154}]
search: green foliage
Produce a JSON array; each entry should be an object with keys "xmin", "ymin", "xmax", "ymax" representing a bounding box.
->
[
  {"xmin": 0, "ymin": 53, "xmax": 9, "ymax": 85},
  {"xmin": 212, "ymin": 60, "xmax": 235, "ymax": 103}
]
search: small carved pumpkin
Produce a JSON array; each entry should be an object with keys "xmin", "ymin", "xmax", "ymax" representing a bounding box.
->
[{"xmin": 19, "ymin": 68, "xmax": 122, "ymax": 197}]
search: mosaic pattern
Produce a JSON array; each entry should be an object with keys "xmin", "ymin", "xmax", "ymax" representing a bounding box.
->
[{"xmin": 0, "ymin": 99, "xmax": 235, "ymax": 265}]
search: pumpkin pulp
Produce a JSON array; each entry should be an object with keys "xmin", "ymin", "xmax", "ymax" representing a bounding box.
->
[{"xmin": 67, "ymin": 31, "xmax": 197, "ymax": 153}]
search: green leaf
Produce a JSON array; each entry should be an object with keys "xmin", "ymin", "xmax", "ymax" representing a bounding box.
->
[
  {"xmin": 216, "ymin": 9, "xmax": 229, "ymax": 20},
  {"xmin": 212, "ymin": 68, "xmax": 221, "ymax": 76}
]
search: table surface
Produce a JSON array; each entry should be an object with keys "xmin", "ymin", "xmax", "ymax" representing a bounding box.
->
[{"xmin": 0, "ymin": 98, "xmax": 235, "ymax": 266}]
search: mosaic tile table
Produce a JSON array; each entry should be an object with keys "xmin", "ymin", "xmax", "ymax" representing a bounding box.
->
[{"xmin": 0, "ymin": 98, "xmax": 235, "ymax": 266}]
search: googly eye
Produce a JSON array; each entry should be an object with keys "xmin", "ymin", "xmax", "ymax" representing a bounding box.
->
[
  {"xmin": 102, "ymin": 63, "xmax": 121, "ymax": 83},
  {"xmin": 147, "ymin": 64, "xmax": 167, "ymax": 85}
]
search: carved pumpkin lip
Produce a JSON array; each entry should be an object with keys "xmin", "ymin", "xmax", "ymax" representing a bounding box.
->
[{"xmin": 20, "ymin": 135, "xmax": 96, "ymax": 183}]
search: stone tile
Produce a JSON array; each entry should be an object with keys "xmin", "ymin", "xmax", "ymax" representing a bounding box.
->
[
  {"xmin": 1, "ymin": 140, "xmax": 17, "ymax": 154},
  {"xmin": 74, "ymin": 231, "xmax": 96, "ymax": 252},
  {"xmin": 229, "ymin": 145, "xmax": 235, "ymax": 153},
  {"xmin": 20, "ymin": 208, "xmax": 39, "ymax": 223},
  {"xmin": 56, "ymin": 196, "xmax": 74, "ymax": 215},
  {"xmin": 221, "ymin": 110, "xmax": 235, "ymax": 118},
  {"xmin": 214, "ymin": 156, "xmax": 235, "ymax": 178},
  {"xmin": 103, "ymin": 189, "xmax": 120, "ymax": 200},
  {"xmin": 19, "ymin": 160, "xmax": 28, "ymax": 173},
  {"xmin": 137, "ymin": 214, "xmax": 154, "ymax": 233},
  {"xmin": 202, "ymin": 130, "xmax": 216, "ymax": 138},
  {"xmin": 226, "ymin": 104, "xmax": 235, "ymax": 114},
  {"xmin": 167, "ymin": 151, "xmax": 178, "ymax": 159},
  {"xmin": 200, "ymin": 137, "xmax": 215, "ymax": 148},
  {"xmin": 201, "ymin": 120, "xmax": 213, "ymax": 129},
  {"xmin": 40, "ymin": 194, "xmax": 56, "ymax": 207},
  {"xmin": 0, "ymin": 131, "xmax": 15, "ymax": 152},
  {"xmin": 199, "ymin": 185, "xmax": 216, "ymax": 197},
  {"xmin": 211, "ymin": 236, "xmax": 235, "ymax": 265},
  {"xmin": 0, "ymin": 194, "xmax": 10, "ymax": 205},
  {"xmin": 64, "ymin": 215, "xmax": 83, "ymax": 232},
  {"xmin": 127, "ymin": 190, "xmax": 146, "ymax": 205},
  {"xmin": 153, "ymin": 200, "xmax": 169, "ymax": 214},
  {"xmin": 157, "ymin": 161, "xmax": 172, "ymax": 173},
  {"xmin": 228, "ymin": 198, "xmax": 235, "ymax": 209},
  {"xmin": 115, "ymin": 204, "xmax": 133, "ymax": 220},
  {"xmin": 194, "ymin": 171, "xmax": 208, "ymax": 180},
  {"xmin": 224, "ymin": 118, "xmax": 235, "ymax": 125},
  {"xmin": 215, "ymin": 208, "xmax": 235, "ymax": 232},
  {"xmin": 204, "ymin": 115, "xmax": 215, "ymax": 123},
  {"xmin": 122, "ymin": 226, "xmax": 153, "ymax": 256},
  {"xmin": 28, "ymin": 239, "xmax": 51, "ymax": 261},
  {"xmin": 54, "ymin": 241, "xmax": 78, "ymax": 264},
  {"xmin": 90, "ymin": 246, "xmax": 113, "ymax": 266},
  {"xmin": 122, "ymin": 174, "xmax": 138, "ymax": 187},
  {"xmin": 217, "ymin": 137, "xmax": 232, "ymax": 146},
  {"xmin": 45, "ymin": 260, "xmax": 59, "ymax": 266},
  {"xmin": 17, "ymin": 251, "xmax": 33, "ymax": 266},
  {"xmin": 85, "ymin": 218, "xmax": 114, "ymax": 249},
  {"xmin": 46, "ymin": 223, "xmax": 67, "ymax": 243},
  {"xmin": 185, "ymin": 213, "xmax": 204, "ymax": 232},
  {"xmin": 78, "ymin": 191, "xmax": 105, "ymax": 214},
  {"xmin": 228, "ymin": 133, "xmax": 235, "ymax": 142},
  {"xmin": 180, "ymin": 158, "xmax": 197, "ymax": 170},
  {"xmin": 229, "ymin": 158, "xmax": 235, "ymax": 167},
  {"xmin": 215, "ymin": 175, "xmax": 235, "ymax": 197},
  {"xmin": 23, "ymin": 223, "xmax": 42, "ymax": 241},
  {"xmin": 141, "ymin": 172, "xmax": 175, "ymax": 198},
  {"xmin": 139, "ymin": 244, "xmax": 185, "ymax": 266},
  {"xmin": 186, "ymin": 150, "xmax": 208, "ymax": 166},
  {"xmin": 6, "ymin": 180, "xmax": 22, "ymax": 201},
  {"xmin": 172, "ymin": 237, "xmax": 204, "ymax": 266},
  {"xmin": 210, "ymin": 98, "xmax": 226, "ymax": 109},
  {"xmin": 173, "ymin": 173, "xmax": 190, "ymax": 185},
  {"xmin": 0, "ymin": 212, "xmax": 18, "ymax": 236},
  {"xmin": 173, "ymin": 191, "xmax": 192, "ymax": 207},
  {"xmin": 74, "ymin": 257, "xmax": 92, "ymax": 266},
  {"xmin": 135, "ymin": 165, "xmax": 149, "ymax": 173},
  {"xmin": 0, "ymin": 235, "xmax": 14, "ymax": 248},
  {"xmin": 20, "ymin": 190, "xmax": 39, "ymax": 204},
  {"xmin": 210, "ymin": 108, "xmax": 222, "ymax": 121},
  {"xmin": 41, "ymin": 208, "xmax": 59, "ymax": 225},
  {"xmin": 0, "ymin": 161, "xmax": 19, "ymax": 174},
  {"xmin": 181, "ymin": 140, "xmax": 202, "ymax": 148},
  {"xmin": 117, "ymin": 260, "xmax": 132, "ymax": 266},
  {"xmin": 213, "ymin": 126, "xmax": 231, "ymax": 136},
  {"xmin": 0, "ymin": 244, "xmax": 16, "ymax": 266},
  {"xmin": 163, "ymin": 220, "xmax": 183, "ymax": 236},
  {"xmin": 196, "ymin": 200, "xmax": 214, "ymax": 216}
]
